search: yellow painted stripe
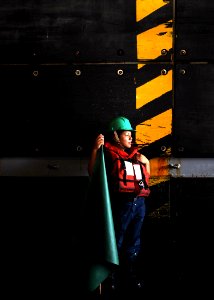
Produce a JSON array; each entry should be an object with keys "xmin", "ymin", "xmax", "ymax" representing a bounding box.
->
[
  {"xmin": 137, "ymin": 22, "xmax": 172, "ymax": 60},
  {"xmin": 149, "ymin": 176, "xmax": 170, "ymax": 186},
  {"xmin": 136, "ymin": 0, "xmax": 173, "ymax": 145},
  {"xmin": 136, "ymin": 109, "xmax": 172, "ymax": 145},
  {"xmin": 136, "ymin": 70, "xmax": 172, "ymax": 109},
  {"xmin": 137, "ymin": 63, "xmax": 145, "ymax": 69},
  {"xmin": 136, "ymin": 0, "xmax": 173, "ymax": 186},
  {"xmin": 136, "ymin": 0, "xmax": 167, "ymax": 22}
]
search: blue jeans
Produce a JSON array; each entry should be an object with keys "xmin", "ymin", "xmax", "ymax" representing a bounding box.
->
[{"xmin": 111, "ymin": 195, "xmax": 146, "ymax": 262}]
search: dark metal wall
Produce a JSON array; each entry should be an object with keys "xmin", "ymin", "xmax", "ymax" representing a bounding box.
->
[
  {"xmin": 0, "ymin": 0, "xmax": 136, "ymax": 64},
  {"xmin": 173, "ymin": 2, "xmax": 214, "ymax": 296},
  {"xmin": 1, "ymin": 0, "xmax": 214, "ymax": 158},
  {"xmin": 0, "ymin": 0, "xmax": 136, "ymax": 157},
  {"xmin": 173, "ymin": 0, "xmax": 214, "ymax": 157},
  {"xmin": 0, "ymin": 0, "xmax": 214, "ymax": 298},
  {"xmin": 175, "ymin": 0, "xmax": 214, "ymax": 61},
  {"xmin": 0, "ymin": 64, "xmax": 136, "ymax": 156}
]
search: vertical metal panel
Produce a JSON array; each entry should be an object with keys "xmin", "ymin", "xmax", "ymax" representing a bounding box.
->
[
  {"xmin": 175, "ymin": 0, "xmax": 214, "ymax": 61},
  {"xmin": 0, "ymin": 64, "xmax": 136, "ymax": 157},
  {"xmin": 173, "ymin": 64, "xmax": 214, "ymax": 157},
  {"xmin": 0, "ymin": 0, "xmax": 136, "ymax": 63}
]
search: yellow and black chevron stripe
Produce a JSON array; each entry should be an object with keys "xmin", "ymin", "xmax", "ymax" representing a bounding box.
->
[{"xmin": 135, "ymin": 0, "xmax": 173, "ymax": 184}]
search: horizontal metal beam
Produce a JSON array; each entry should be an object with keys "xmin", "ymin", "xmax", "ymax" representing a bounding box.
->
[
  {"xmin": 0, "ymin": 157, "xmax": 214, "ymax": 177},
  {"xmin": 0, "ymin": 158, "xmax": 88, "ymax": 177},
  {"xmin": 168, "ymin": 157, "xmax": 214, "ymax": 178}
]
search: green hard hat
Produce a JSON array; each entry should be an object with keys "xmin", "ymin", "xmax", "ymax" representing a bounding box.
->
[{"xmin": 108, "ymin": 116, "xmax": 135, "ymax": 131}]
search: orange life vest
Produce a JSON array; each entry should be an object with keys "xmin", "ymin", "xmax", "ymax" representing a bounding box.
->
[{"xmin": 104, "ymin": 142, "xmax": 150, "ymax": 197}]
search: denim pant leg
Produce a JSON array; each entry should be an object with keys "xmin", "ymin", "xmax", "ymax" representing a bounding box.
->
[
  {"xmin": 126, "ymin": 197, "xmax": 146, "ymax": 260},
  {"xmin": 114, "ymin": 196, "xmax": 146, "ymax": 260}
]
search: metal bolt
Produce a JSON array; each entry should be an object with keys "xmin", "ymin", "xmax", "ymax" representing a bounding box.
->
[
  {"xmin": 161, "ymin": 145, "xmax": 167, "ymax": 152},
  {"xmin": 32, "ymin": 70, "xmax": 39, "ymax": 77},
  {"xmin": 161, "ymin": 49, "xmax": 168, "ymax": 56},
  {"xmin": 169, "ymin": 163, "xmax": 181, "ymax": 169},
  {"xmin": 117, "ymin": 69, "xmax": 123, "ymax": 76},
  {"xmin": 76, "ymin": 145, "xmax": 83, "ymax": 152},
  {"xmin": 75, "ymin": 69, "xmax": 81, "ymax": 76},
  {"xmin": 180, "ymin": 49, "xmax": 187, "ymax": 56},
  {"xmin": 178, "ymin": 146, "xmax": 184, "ymax": 152},
  {"xmin": 75, "ymin": 50, "xmax": 80, "ymax": 56},
  {"xmin": 161, "ymin": 69, "xmax": 168, "ymax": 75},
  {"xmin": 179, "ymin": 69, "xmax": 186, "ymax": 75}
]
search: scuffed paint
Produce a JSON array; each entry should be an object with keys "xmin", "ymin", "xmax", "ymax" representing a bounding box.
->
[
  {"xmin": 137, "ymin": 22, "xmax": 173, "ymax": 60},
  {"xmin": 136, "ymin": 0, "xmax": 173, "ymax": 155},
  {"xmin": 136, "ymin": 109, "xmax": 172, "ymax": 146},
  {"xmin": 150, "ymin": 156, "xmax": 170, "ymax": 176},
  {"xmin": 136, "ymin": 70, "xmax": 172, "ymax": 108},
  {"xmin": 136, "ymin": 0, "xmax": 167, "ymax": 22},
  {"xmin": 149, "ymin": 156, "xmax": 170, "ymax": 186},
  {"xmin": 149, "ymin": 176, "xmax": 170, "ymax": 186}
]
